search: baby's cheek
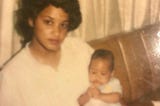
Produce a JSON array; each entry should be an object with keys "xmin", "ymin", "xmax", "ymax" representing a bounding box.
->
[
  {"xmin": 89, "ymin": 76, "xmax": 94, "ymax": 82},
  {"xmin": 101, "ymin": 77, "xmax": 109, "ymax": 83}
]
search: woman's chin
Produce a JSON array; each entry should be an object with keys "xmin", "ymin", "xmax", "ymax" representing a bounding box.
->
[{"xmin": 45, "ymin": 45, "xmax": 61, "ymax": 52}]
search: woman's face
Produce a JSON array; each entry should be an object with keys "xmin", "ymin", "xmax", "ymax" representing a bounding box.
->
[{"xmin": 29, "ymin": 5, "xmax": 69, "ymax": 52}]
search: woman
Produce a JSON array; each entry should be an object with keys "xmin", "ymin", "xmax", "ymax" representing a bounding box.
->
[{"xmin": 0, "ymin": 0, "xmax": 93, "ymax": 106}]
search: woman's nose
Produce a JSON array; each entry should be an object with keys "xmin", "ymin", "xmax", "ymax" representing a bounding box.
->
[{"xmin": 51, "ymin": 25, "xmax": 60, "ymax": 37}]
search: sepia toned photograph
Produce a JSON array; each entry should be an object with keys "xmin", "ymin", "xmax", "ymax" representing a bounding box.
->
[{"xmin": 0, "ymin": 0, "xmax": 160, "ymax": 106}]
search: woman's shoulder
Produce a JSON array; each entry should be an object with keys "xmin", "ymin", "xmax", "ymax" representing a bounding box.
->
[{"xmin": 0, "ymin": 47, "xmax": 31, "ymax": 73}]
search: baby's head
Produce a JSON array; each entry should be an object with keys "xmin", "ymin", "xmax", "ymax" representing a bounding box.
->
[{"xmin": 89, "ymin": 49, "xmax": 114, "ymax": 87}]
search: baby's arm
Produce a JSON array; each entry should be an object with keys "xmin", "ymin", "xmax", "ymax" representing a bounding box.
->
[
  {"xmin": 90, "ymin": 87, "xmax": 121, "ymax": 103},
  {"xmin": 78, "ymin": 87, "xmax": 93, "ymax": 106},
  {"xmin": 78, "ymin": 86, "xmax": 98, "ymax": 106},
  {"xmin": 78, "ymin": 92, "xmax": 90, "ymax": 106},
  {"xmin": 93, "ymin": 78, "xmax": 122, "ymax": 103},
  {"xmin": 96, "ymin": 92, "xmax": 121, "ymax": 103}
]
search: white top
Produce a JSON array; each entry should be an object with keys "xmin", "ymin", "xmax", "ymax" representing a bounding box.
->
[
  {"xmin": 0, "ymin": 36, "xmax": 93, "ymax": 106},
  {"xmin": 85, "ymin": 77, "xmax": 122, "ymax": 106}
]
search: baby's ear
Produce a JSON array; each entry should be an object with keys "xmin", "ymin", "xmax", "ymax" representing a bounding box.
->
[{"xmin": 28, "ymin": 18, "xmax": 34, "ymax": 27}]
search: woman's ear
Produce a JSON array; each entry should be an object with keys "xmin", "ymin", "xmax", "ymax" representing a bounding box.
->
[{"xmin": 28, "ymin": 18, "xmax": 34, "ymax": 27}]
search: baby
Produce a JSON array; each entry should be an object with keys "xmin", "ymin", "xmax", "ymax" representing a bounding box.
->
[{"xmin": 78, "ymin": 49, "xmax": 122, "ymax": 106}]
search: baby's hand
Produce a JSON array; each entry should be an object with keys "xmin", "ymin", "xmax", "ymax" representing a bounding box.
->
[
  {"xmin": 91, "ymin": 87, "xmax": 101, "ymax": 98},
  {"xmin": 78, "ymin": 92, "xmax": 90, "ymax": 106},
  {"xmin": 87, "ymin": 86, "xmax": 101, "ymax": 98},
  {"xmin": 86, "ymin": 87, "xmax": 93, "ymax": 97}
]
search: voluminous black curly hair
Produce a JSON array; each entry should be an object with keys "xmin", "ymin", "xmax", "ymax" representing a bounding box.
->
[{"xmin": 15, "ymin": 0, "xmax": 82, "ymax": 47}]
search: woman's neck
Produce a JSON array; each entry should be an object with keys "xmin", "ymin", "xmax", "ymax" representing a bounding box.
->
[{"xmin": 29, "ymin": 42, "xmax": 61, "ymax": 69}]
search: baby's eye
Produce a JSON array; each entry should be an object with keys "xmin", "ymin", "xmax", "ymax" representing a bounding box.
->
[
  {"xmin": 90, "ymin": 70, "xmax": 96, "ymax": 74},
  {"xmin": 92, "ymin": 71, "xmax": 96, "ymax": 74},
  {"xmin": 101, "ymin": 73, "xmax": 107, "ymax": 75}
]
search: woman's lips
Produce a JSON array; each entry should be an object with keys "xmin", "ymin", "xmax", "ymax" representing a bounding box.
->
[{"xmin": 48, "ymin": 39, "xmax": 60, "ymax": 45}]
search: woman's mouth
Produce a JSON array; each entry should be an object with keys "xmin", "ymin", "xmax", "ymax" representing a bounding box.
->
[{"xmin": 48, "ymin": 39, "xmax": 60, "ymax": 45}]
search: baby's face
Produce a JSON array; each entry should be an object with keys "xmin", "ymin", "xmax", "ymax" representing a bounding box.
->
[{"xmin": 89, "ymin": 58, "xmax": 112, "ymax": 87}]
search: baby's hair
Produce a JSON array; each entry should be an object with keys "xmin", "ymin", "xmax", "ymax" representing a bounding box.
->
[{"xmin": 90, "ymin": 49, "xmax": 115, "ymax": 72}]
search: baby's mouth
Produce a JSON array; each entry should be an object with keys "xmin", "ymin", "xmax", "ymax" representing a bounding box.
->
[{"xmin": 92, "ymin": 81, "xmax": 101, "ymax": 87}]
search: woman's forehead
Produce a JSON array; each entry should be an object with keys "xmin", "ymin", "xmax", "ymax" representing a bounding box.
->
[{"xmin": 38, "ymin": 5, "xmax": 69, "ymax": 21}]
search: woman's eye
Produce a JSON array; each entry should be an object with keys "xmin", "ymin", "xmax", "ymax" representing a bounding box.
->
[
  {"xmin": 44, "ymin": 20, "xmax": 53, "ymax": 25},
  {"xmin": 61, "ymin": 23, "xmax": 69, "ymax": 29}
]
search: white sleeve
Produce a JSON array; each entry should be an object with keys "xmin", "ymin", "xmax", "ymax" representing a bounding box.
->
[
  {"xmin": 111, "ymin": 78, "xmax": 122, "ymax": 94},
  {"xmin": 101, "ymin": 78, "xmax": 122, "ymax": 94}
]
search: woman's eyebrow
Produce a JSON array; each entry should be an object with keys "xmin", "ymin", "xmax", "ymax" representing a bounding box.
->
[
  {"xmin": 42, "ymin": 16, "xmax": 54, "ymax": 20},
  {"xmin": 42, "ymin": 16, "xmax": 69, "ymax": 22}
]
